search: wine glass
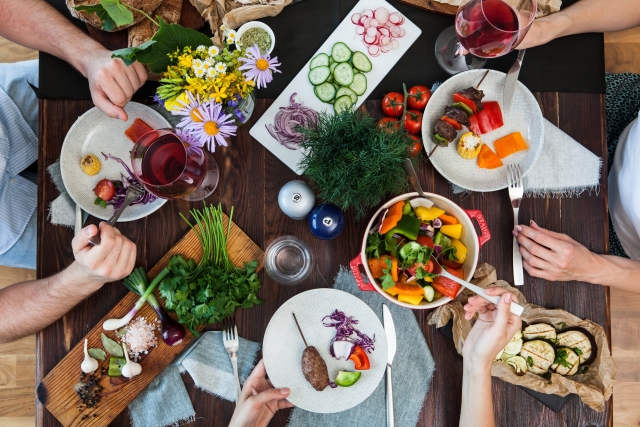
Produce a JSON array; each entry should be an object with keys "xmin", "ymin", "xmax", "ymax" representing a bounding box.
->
[
  {"xmin": 130, "ymin": 129, "xmax": 219, "ymax": 201},
  {"xmin": 435, "ymin": 0, "xmax": 536, "ymax": 75}
]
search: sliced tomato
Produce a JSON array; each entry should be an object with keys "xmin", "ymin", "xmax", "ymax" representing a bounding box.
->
[
  {"xmin": 416, "ymin": 235, "xmax": 434, "ymax": 248},
  {"xmin": 432, "ymin": 276, "xmax": 461, "ymax": 299},
  {"xmin": 349, "ymin": 345, "xmax": 370, "ymax": 370},
  {"xmin": 94, "ymin": 179, "xmax": 115, "ymax": 201},
  {"xmin": 407, "ymin": 85, "xmax": 431, "ymax": 110},
  {"xmin": 382, "ymin": 92, "xmax": 405, "ymax": 117},
  {"xmin": 407, "ymin": 134, "xmax": 422, "ymax": 157},
  {"xmin": 406, "ymin": 259, "xmax": 433, "ymax": 277}
]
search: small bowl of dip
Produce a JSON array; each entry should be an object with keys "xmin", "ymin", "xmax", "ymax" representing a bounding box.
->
[{"xmin": 235, "ymin": 21, "xmax": 275, "ymax": 55}]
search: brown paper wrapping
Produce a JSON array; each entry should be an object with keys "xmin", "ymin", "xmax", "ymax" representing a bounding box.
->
[{"xmin": 427, "ymin": 263, "xmax": 617, "ymax": 412}]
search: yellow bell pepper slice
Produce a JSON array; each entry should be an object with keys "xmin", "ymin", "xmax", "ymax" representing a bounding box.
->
[
  {"xmin": 397, "ymin": 293, "xmax": 424, "ymax": 305},
  {"xmin": 450, "ymin": 239, "xmax": 468, "ymax": 264},
  {"xmin": 414, "ymin": 206, "xmax": 445, "ymax": 222},
  {"xmin": 384, "ymin": 287, "xmax": 399, "ymax": 296},
  {"xmin": 440, "ymin": 224, "xmax": 462, "ymax": 239}
]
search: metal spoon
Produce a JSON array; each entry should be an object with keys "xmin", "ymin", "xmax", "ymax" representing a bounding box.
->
[
  {"xmin": 88, "ymin": 186, "xmax": 143, "ymax": 246},
  {"xmin": 404, "ymin": 158, "xmax": 428, "ymax": 198},
  {"xmin": 430, "ymin": 254, "xmax": 524, "ymax": 316}
]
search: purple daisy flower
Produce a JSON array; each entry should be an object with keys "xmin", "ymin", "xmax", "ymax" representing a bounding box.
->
[
  {"xmin": 183, "ymin": 102, "xmax": 237, "ymax": 152},
  {"xmin": 153, "ymin": 94, "xmax": 165, "ymax": 108},
  {"xmin": 171, "ymin": 91, "xmax": 208, "ymax": 129},
  {"xmin": 175, "ymin": 129, "xmax": 205, "ymax": 157},
  {"xmin": 238, "ymin": 44, "xmax": 281, "ymax": 89}
]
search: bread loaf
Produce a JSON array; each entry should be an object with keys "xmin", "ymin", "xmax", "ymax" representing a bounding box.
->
[{"xmin": 67, "ymin": 0, "xmax": 163, "ymax": 31}]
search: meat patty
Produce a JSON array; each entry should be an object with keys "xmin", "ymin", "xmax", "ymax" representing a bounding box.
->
[
  {"xmin": 444, "ymin": 106, "xmax": 470, "ymax": 127},
  {"xmin": 301, "ymin": 346, "xmax": 330, "ymax": 391},
  {"xmin": 458, "ymin": 87, "xmax": 485, "ymax": 112},
  {"xmin": 434, "ymin": 119, "xmax": 457, "ymax": 142}
]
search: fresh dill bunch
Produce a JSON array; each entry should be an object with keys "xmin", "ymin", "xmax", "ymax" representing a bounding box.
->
[{"xmin": 297, "ymin": 109, "xmax": 416, "ymax": 219}]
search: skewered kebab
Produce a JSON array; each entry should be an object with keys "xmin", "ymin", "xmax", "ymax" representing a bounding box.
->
[{"xmin": 293, "ymin": 313, "xmax": 331, "ymax": 391}]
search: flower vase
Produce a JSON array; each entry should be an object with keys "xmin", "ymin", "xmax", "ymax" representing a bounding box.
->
[{"xmin": 230, "ymin": 91, "xmax": 256, "ymax": 126}]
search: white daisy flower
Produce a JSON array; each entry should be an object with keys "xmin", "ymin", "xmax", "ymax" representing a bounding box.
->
[
  {"xmin": 194, "ymin": 66, "xmax": 205, "ymax": 78},
  {"xmin": 196, "ymin": 45, "xmax": 206, "ymax": 53},
  {"xmin": 228, "ymin": 30, "xmax": 237, "ymax": 40},
  {"xmin": 227, "ymin": 37, "xmax": 235, "ymax": 44},
  {"xmin": 208, "ymin": 46, "xmax": 219, "ymax": 57},
  {"xmin": 191, "ymin": 59, "xmax": 203, "ymax": 71},
  {"xmin": 206, "ymin": 68, "xmax": 217, "ymax": 79},
  {"xmin": 214, "ymin": 62, "xmax": 227, "ymax": 74},
  {"xmin": 220, "ymin": 25, "xmax": 227, "ymax": 32}
]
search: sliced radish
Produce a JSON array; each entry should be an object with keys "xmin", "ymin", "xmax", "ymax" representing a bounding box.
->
[
  {"xmin": 369, "ymin": 18, "xmax": 379, "ymax": 27},
  {"xmin": 363, "ymin": 17, "xmax": 371, "ymax": 28},
  {"xmin": 359, "ymin": 15, "xmax": 368, "ymax": 25},
  {"xmin": 391, "ymin": 39, "xmax": 399, "ymax": 50},
  {"xmin": 398, "ymin": 15, "xmax": 406, "ymax": 25},
  {"xmin": 375, "ymin": 7, "xmax": 389, "ymax": 24},
  {"xmin": 390, "ymin": 26, "xmax": 400, "ymax": 37},
  {"xmin": 368, "ymin": 44, "xmax": 380, "ymax": 55},
  {"xmin": 366, "ymin": 26, "xmax": 378, "ymax": 37},
  {"xmin": 355, "ymin": 25, "xmax": 365, "ymax": 35},
  {"xmin": 380, "ymin": 35, "xmax": 390, "ymax": 45},
  {"xmin": 378, "ymin": 26, "xmax": 390, "ymax": 37},
  {"xmin": 351, "ymin": 13, "xmax": 361, "ymax": 24},
  {"xmin": 361, "ymin": 9, "xmax": 373, "ymax": 18},
  {"xmin": 380, "ymin": 43, "xmax": 391, "ymax": 53},
  {"xmin": 398, "ymin": 27, "xmax": 406, "ymax": 37},
  {"xmin": 389, "ymin": 12, "xmax": 401, "ymax": 24},
  {"xmin": 364, "ymin": 33, "xmax": 376, "ymax": 44}
]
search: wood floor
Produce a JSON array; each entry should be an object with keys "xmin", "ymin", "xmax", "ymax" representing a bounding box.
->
[{"xmin": 1, "ymin": 25, "xmax": 640, "ymax": 427}]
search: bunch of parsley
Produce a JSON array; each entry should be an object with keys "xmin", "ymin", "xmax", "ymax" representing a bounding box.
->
[{"xmin": 158, "ymin": 203, "xmax": 262, "ymax": 335}]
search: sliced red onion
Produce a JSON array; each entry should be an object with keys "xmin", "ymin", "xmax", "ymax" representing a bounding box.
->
[
  {"xmin": 432, "ymin": 218, "xmax": 442, "ymax": 228},
  {"xmin": 410, "ymin": 197, "xmax": 434, "ymax": 209},
  {"xmin": 266, "ymin": 93, "xmax": 317, "ymax": 150},
  {"xmin": 332, "ymin": 340, "xmax": 355, "ymax": 360},
  {"xmin": 373, "ymin": 208, "xmax": 388, "ymax": 234}
]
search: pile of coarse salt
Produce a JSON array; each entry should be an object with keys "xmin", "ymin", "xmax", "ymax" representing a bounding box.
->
[{"xmin": 120, "ymin": 317, "xmax": 158, "ymax": 361}]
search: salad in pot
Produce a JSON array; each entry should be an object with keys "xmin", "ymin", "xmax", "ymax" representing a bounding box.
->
[{"xmin": 365, "ymin": 197, "xmax": 468, "ymax": 305}]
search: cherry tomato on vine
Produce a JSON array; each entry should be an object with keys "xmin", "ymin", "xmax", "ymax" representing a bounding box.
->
[
  {"xmin": 404, "ymin": 109, "xmax": 423, "ymax": 135},
  {"xmin": 378, "ymin": 117, "xmax": 401, "ymax": 133},
  {"xmin": 382, "ymin": 92, "xmax": 405, "ymax": 117},
  {"xmin": 407, "ymin": 134, "xmax": 422, "ymax": 157},
  {"xmin": 407, "ymin": 85, "xmax": 431, "ymax": 110}
]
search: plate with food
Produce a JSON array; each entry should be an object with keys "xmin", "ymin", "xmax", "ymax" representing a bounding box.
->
[
  {"xmin": 60, "ymin": 102, "xmax": 169, "ymax": 221},
  {"xmin": 422, "ymin": 69, "xmax": 544, "ymax": 192},
  {"xmin": 262, "ymin": 288, "xmax": 387, "ymax": 413},
  {"xmin": 249, "ymin": 0, "xmax": 421, "ymax": 174},
  {"xmin": 351, "ymin": 192, "xmax": 490, "ymax": 309}
]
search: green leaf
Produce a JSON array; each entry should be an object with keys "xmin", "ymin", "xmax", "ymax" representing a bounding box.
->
[
  {"xmin": 75, "ymin": 4, "xmax": 116, "ymax": 31},
  {"xmin": 101, "ymin": 333, "xmax": 123, "ymax": 357},
  {"xmin": 380, "ymin": 257, "xmax": 395, "ymax": 290},
  {"xmin": 556, "ymin": 321, "xmax": 567, "ymax": 331},
  {"xmin": 581, "ymin": 366, "xmax": 589, "ymax": 374},
  {"xmin": 526, "ymin": 356, "xmax": 533, "ymax": 367},
  {"xmin": 112, "ymin": 40, "xmax": 156, "ymax": 66},
  {"xmin": 88, "ymin": 348, "xmax": 106, "ymax": 361},
  {"xmin": 100, "ymin": 0, "xmax": 133, "ymax": 27},
  {"xmin": 135, "ymin": 18, "xmax": 213, "ymax": 74},
  {"xmin": 94, "ymin": 197, "xmax": 107, "ymax": 208},
  {"xmin": 573, "ymin": 347, "xmax": 583, "ymax": 356}
]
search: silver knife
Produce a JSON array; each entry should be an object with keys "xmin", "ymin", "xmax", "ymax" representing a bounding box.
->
[
  {"xmin": 503, "ymin": 49, "xmax": 526, "ymax": 118},
  {"xmin": 383, "ymin": 304, "xmax": 397, "ymax": 427}
]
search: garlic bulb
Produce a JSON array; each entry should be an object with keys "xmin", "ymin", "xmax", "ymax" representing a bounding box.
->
[
  {"xmin": 81, "ymin": 339, "xmax": 99, "ymax": 374},
  {"xmin": 121, "ymin": 343, "xmax": 142, "ymax": 378}
]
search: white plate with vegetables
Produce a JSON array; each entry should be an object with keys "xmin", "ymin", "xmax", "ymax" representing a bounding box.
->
[
  {"xmin": 249, "ymin": 0, "xmax": 422, "ymax": 175},
  {"xmin": 262, "ymin": 288, "xmax": 387, "ymax": 413},
  {"xmin": 60, "ymin": 102, "xmax": 168, "ymax": 222}
]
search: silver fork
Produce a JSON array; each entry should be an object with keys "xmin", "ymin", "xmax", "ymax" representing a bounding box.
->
[
  {"xmin": 507, "ymin": 164, "xmax": 524, "ymax": 286},
  {"xmin": 223, "ymin": 315, "xmax": 241, "ymax": 403}
]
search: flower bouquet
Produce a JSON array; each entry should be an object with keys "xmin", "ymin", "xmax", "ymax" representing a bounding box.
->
[{"xmin": 76, "ymin": 0, "xmax": 281, "ymax": 152}]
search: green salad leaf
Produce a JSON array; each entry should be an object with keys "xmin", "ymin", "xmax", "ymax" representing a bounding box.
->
[{"xmin": 380, "ymin": 257, "xmax": 396, "ymax": 290}]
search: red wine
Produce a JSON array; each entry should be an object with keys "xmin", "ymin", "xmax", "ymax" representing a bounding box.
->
[
  {"xmin": 140, "ymin": 133, "xmax": 206, "ymax": 199},
  {"xmin": 456, "ymin": 0, "xmax": 520, "ymax": 58}
]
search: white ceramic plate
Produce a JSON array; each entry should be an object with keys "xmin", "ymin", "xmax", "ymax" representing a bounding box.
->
[
  {"xmin": 60, "ymin": 102, "xmax": 169, "ymax": 222},
  {"xmin": 250, "ymin": 0, "xmax": 422, "ymax": 175},
  {"xmin": 422, "ymin": 69, "xmax": 544, "ymax": 192},
  {"xmin": 262, "ymin": 288, "xmax": 387, "ymax": 413}
]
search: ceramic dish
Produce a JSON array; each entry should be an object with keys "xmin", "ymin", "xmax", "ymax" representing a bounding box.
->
[
  {"xmin": 422, "ymin": 69, "xmax": 544, "ymax": 192},
  {"xmin": 60, "ymin": 103, "xmax": 169, "ymax": 221},
  {"xmin": 235, "ymin": 21, "xmax": 276, "ymax": 54}
]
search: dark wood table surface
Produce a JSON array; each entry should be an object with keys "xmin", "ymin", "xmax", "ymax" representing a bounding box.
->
[{"xmin": 36, "ymin": 93, "xmax": 611, "ymax": 427}]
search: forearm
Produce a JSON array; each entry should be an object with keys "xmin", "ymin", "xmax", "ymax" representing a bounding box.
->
[
  {"xmin": 0, "ymin": 262, "xmax": 103, "ymax": 343},
  {"xmin": 460, "ymin": 362, "xmax": 495, "ymax": 427},
  {"xmin": 586, "ymin": 254, "xmax": 640, "ymax": 293},
  {"xmin": 0, "ymin": 0, "xmax": 105, "ymax": 77}
]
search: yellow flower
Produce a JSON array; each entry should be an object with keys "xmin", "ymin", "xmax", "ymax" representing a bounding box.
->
[
  {"xmin": 178, "ymin": 54, "xmax": 193, "ymax": 69},
  {"xmin": 164, "ymin": 91, "xmax": 189, "ymax": 112},
  {"xmin": 210, "ymin": 83, "xmax": 228, "ymax": 103}
]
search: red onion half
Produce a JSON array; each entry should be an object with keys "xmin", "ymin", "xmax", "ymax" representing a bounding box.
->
[{"xmin": 266, "ymin": 93, "xmax": 318, "ymax": 150}]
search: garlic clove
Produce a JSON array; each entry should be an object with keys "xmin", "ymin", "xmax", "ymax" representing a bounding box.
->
[
  {"xmin": 81, "ymin": 339, "xmax": 99, "ymax": 374},
  {"xmin": 121, "ymin": 343, "xmax": 142, "ymax": 378}
]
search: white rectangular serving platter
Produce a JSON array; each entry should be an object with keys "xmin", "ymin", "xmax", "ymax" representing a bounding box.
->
[{"xmin": 250, "ymin": 0, "xmax": 422, "ymax": 175}]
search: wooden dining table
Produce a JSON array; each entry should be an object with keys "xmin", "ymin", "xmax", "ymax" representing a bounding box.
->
[{"xmin": 36, "ymin": 90, "xmax": 611, "ymax": 426}]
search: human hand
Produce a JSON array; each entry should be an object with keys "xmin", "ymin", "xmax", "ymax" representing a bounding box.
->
[
  {"xmin": 462, "ymin": 288, "xmax": 522, "ymax": 368},
  {"xmin": 229, "ymin": 359, "xmax": 293, "ymax": 427},
  {"xmin": 513, "ymin": 220, "xmax": 602, "ymax": 282},
  {"xmin": 80, "ymin": 49, "xmax": 147, "ymax": 120},
  {"xmin": 71, "ymin": 222, "xmax": 137, "ymax": 287}
]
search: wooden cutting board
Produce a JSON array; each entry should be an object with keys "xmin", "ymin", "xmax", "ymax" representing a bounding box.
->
[
  {"xmin": 38, "ymin": 214, "xmax": 263, "ymax": 427},
  {"xmin": 396, "ymin": 0, "xmax": 457, "ymax": 16}
]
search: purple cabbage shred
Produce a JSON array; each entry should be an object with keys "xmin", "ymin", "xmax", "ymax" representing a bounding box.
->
[
  {"xmin": 323, "ymin": 310, "xmax": 375, "ymax": 355},
  {"xmin": 100, "ymin": 152, "xmax": 157, "ymax": 209}
]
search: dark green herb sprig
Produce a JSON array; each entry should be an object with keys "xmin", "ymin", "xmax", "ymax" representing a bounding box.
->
[{"xmin": 298, "ymin": 109, "xmax": 417, "ymax": 219}]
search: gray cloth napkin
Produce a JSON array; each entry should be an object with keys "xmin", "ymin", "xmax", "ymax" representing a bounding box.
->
[
  {"xmin": 288, "ymin": 266, "xmax": 436, "ymax": 427},
  {"xmin": 453, "ymin": 119, "xmax": 602, "ymax": 196},
  {"xmin": 129, "ymin": 331, "xmax": 260, "ymax": 427},
  {"xmin": 46, "ymin": 160, "xmax": 88, "ymax": 228}
]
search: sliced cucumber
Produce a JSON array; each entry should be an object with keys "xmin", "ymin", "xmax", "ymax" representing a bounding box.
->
[
  {"xmin": 326, "ymin": 74, "xmax": 334, "ymax": 84},
  {"xmin": 332, "ymin": 82, "xmax": 340, "ymax": 92},
  {"xmin": 423, "ymin": 285, "xmax": 435, "ymax": 303},
  {"xmin": 352, "ymin": 51, "xmax": 372, "ymax": 72},
  {"xmin": 329, "ymin": 56, "xmax": 334, "ymax": 65},
  {"xmin": 310, "ymin": 53, "xmax": 329, "ymax": 69},
  {"xmin": 333, "ymin": 95, "xmax": 353, "ymax": 114},
  {"xmin": 329, "ymin": 61, "xmax": 339, "ymax": 73},
  {"xmin": 333, "ymin": 63, "xmax": 354, "ymax": 86},
  {"xmin": 331, "ymin": 42, "xmax": 352, "ymax": 63},
  {"xmin": 314, "ymin": 82, "xmax": 336, "ymax": 102},
  {"xmin": 399, "ymin": 241, "xmax": 421, "ymax": 259},
  {"xmin": 349, "ymin": 73, "xmax": 367, "ymax": 96},
  {"xmin": 308, "ymin": 66, "xmax": 331, "ymax": 85},
  {"xmin": 336, "ymin": 87, "xmax": 357, "ymax": 105}
]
